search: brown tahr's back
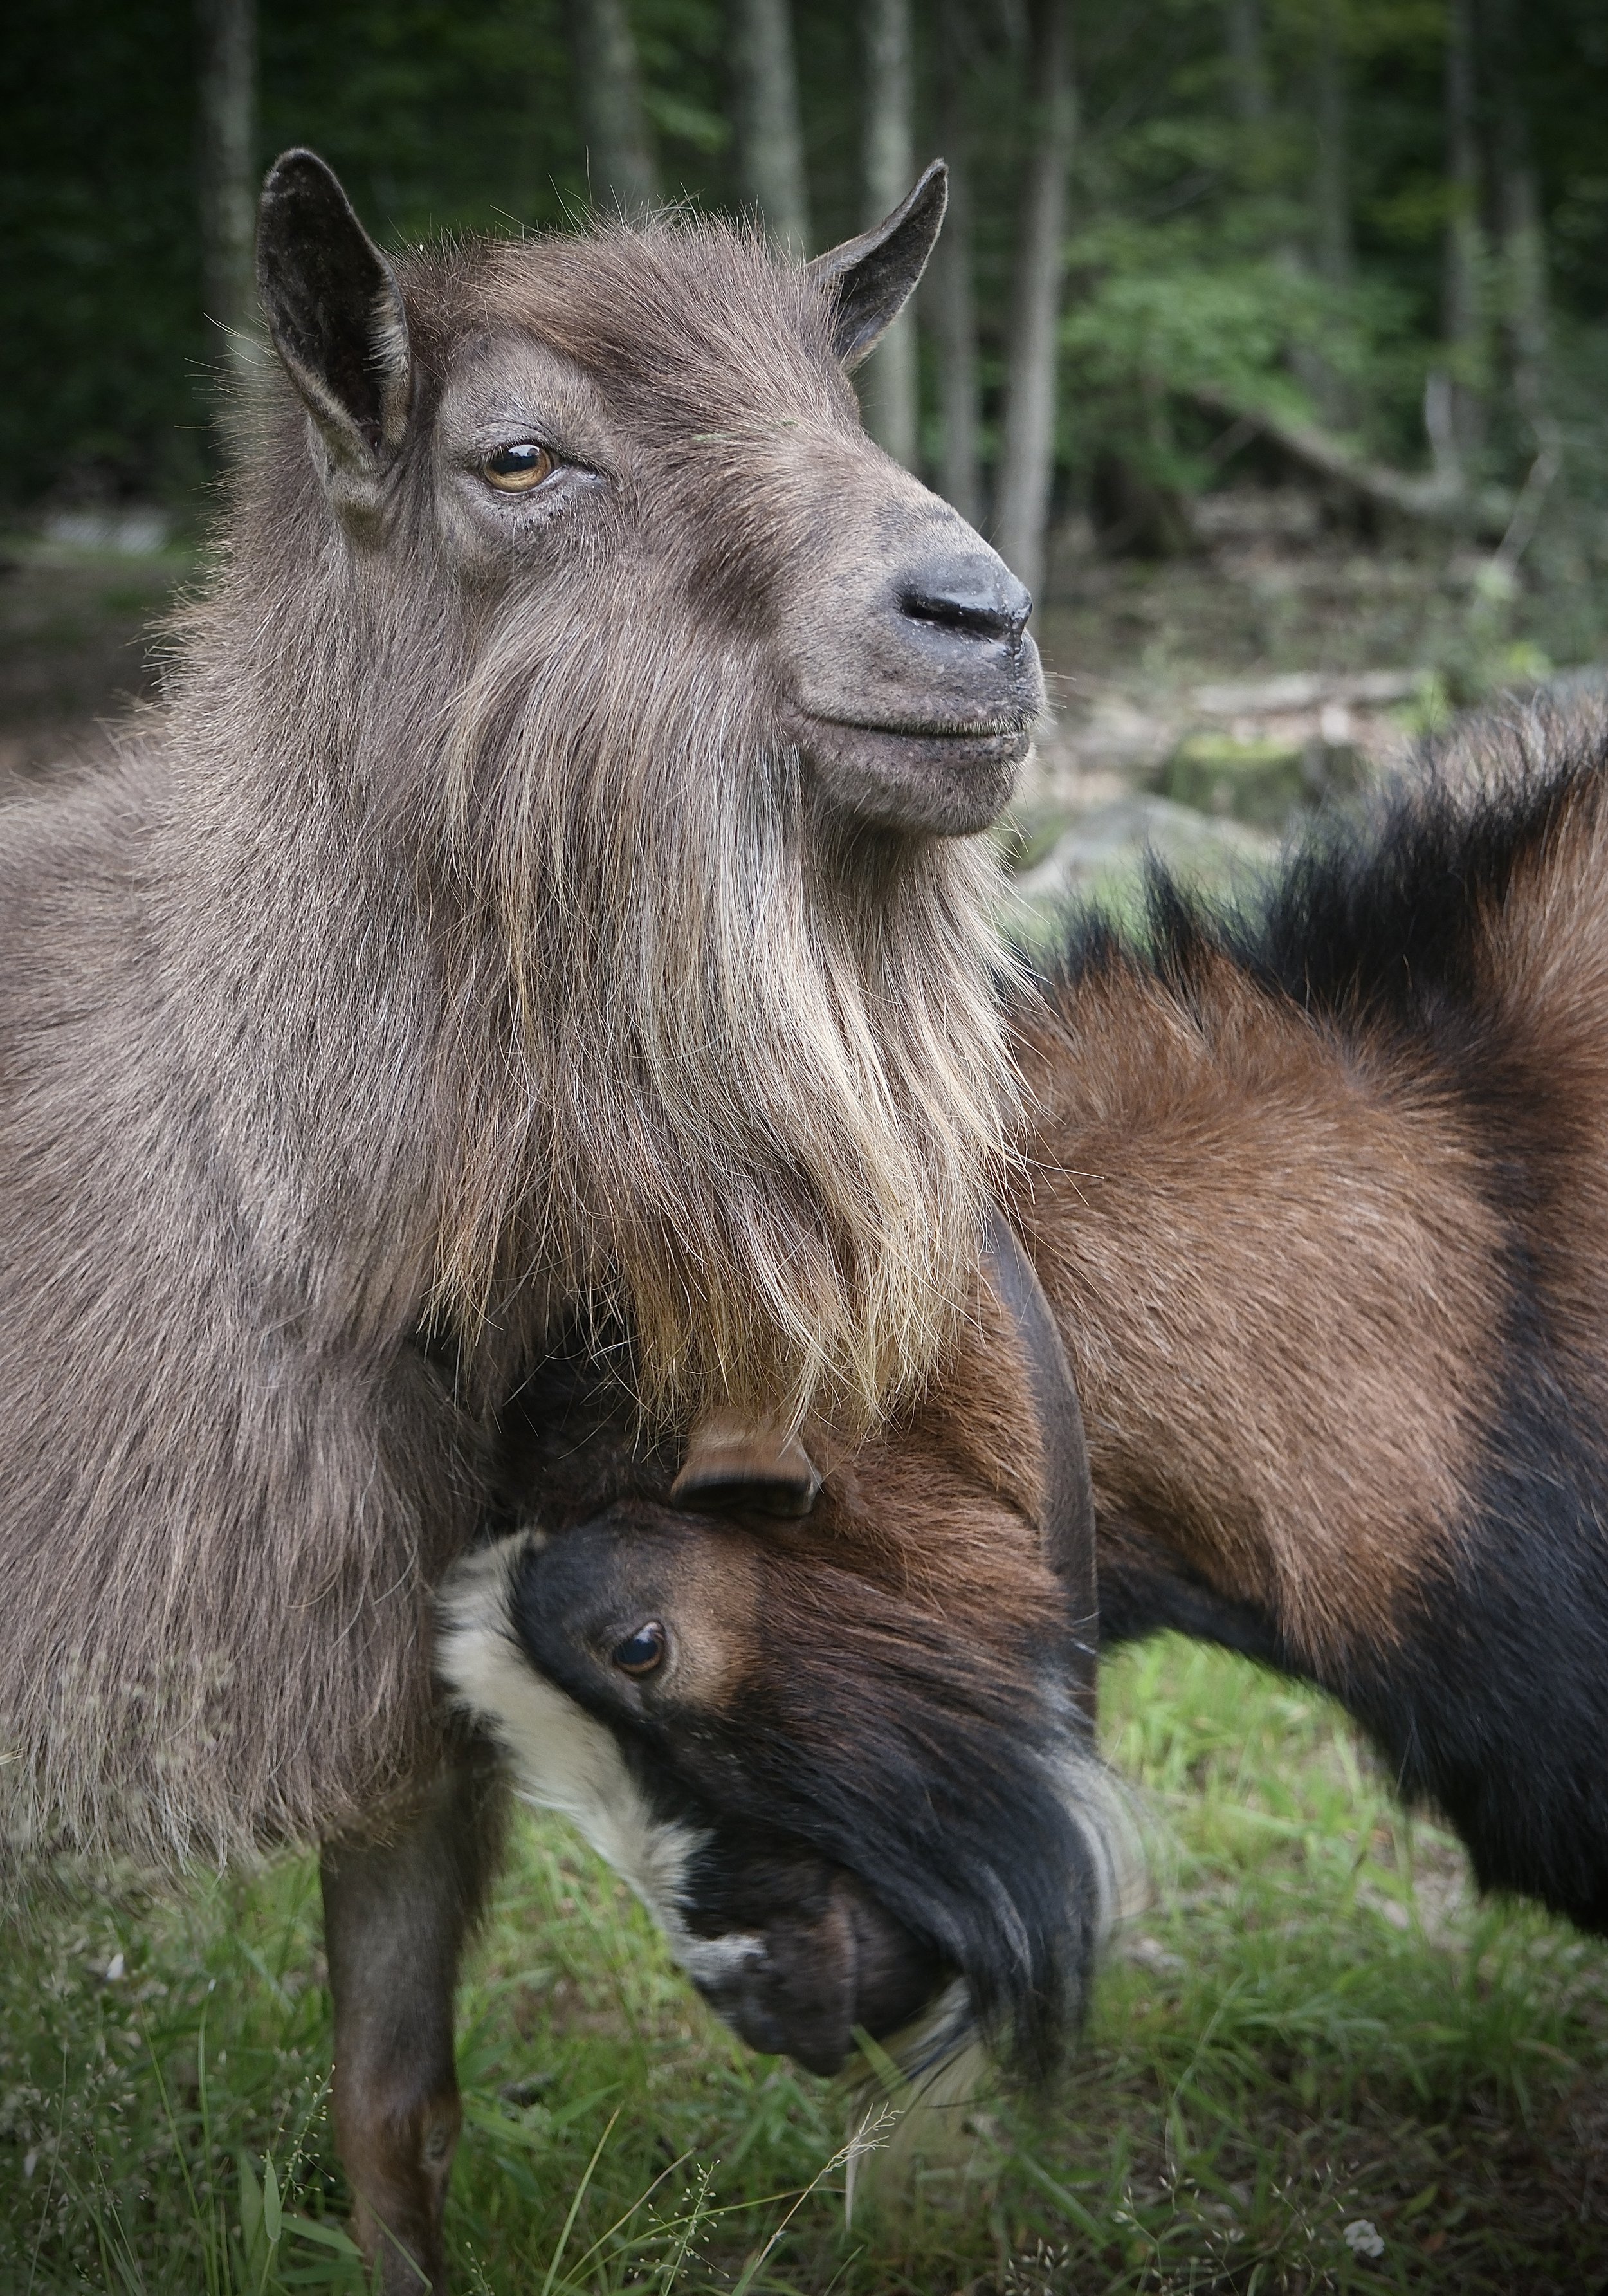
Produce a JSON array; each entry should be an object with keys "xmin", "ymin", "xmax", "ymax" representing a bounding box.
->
[{"xmin": 1012, "ymin": 715, "xmax": 1608, "ymax": 1929}]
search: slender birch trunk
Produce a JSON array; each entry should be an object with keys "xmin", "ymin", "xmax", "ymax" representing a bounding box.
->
[
  {"xmin": 995, "ymin": 0, "xmax": 1077, "ymax": 599},
  {"xmin": 729, "ymin": 0, "xmax": 810, "ymax": 255},
  {"xmin": 1499, "ymin": 160, "xmax": 1548, "ymax": 431},
  {"xmin": 859, "ymin": 0, "xmax": 918, "ymax": 469},
  {"xmin": 1440, "ymin": 0, "xmax": 1485, "ymax": 472},
  {"xmin": 197, "ymin": 0, "xmax": 259, "ymax": 397},
  {"xmin": 567, "ymin": 0, "xmax": 659, "ymax": 214},
  {"xmin": 1227, "ymin": 0, "xmax": 1303, "ymax": 296},
  {"xmin": 932, "ymin": 0, "xmax": 982, "ymax": 524},
  {"xmin": 1306, "ymin": 0, "xmax": 1353, "ymax": 427},
  {"xmin": 1313, "ymin": 0, "xmax": 1351, "ymax": 290},
  {"xmin": 1226, "ymin": 0, "xmax": 1269, "ymax": 125},
  {"xmin": 1488, "ymin": 0, "xmax": 1547, "ymax": 431}
]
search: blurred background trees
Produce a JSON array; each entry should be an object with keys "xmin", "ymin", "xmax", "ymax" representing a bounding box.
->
[{"xmin": 5, "ymin": 0, "xmax": 1608, "ymax": 639}]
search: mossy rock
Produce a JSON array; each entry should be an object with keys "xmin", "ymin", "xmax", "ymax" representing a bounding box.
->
[
  {"xmin": 1003, "ymin": 796, "xmax": 1280, "ymax": 950},
  {"xmin": 996, "ymin": 805, "xmax": 1072, "ymax": 876},
  {"xmin": 1161, "ymin": 731, "xmax": 1366, "ymax": 829}
]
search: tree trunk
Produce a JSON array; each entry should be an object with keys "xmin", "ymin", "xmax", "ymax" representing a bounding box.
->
[
  {"xmin": 1439, "ymin": 0, "xmax": 1485, "ymax": 472},
  {"xmin": 1313, "ymin": 0, "xmax": 1351, "ymax": 289},
  {"xmin": 1304, "ymin": 0, "xmax": 1353, "ymax": 428},
  {"xmin": 567, "ymin": 0, "xmax": 659, "ymax": 214},
  {"xmin": 1499, "ymin": 159, "xmax": 1548, "ymax": 431},
  {"xmin": 1225, "ymin": 0, "xmax": 1268, "ymax": 125},
  {"xmin": 996, "ymin": 0, "xmax": 1077, "ymax": 600},
  {"xmin": 729, "ymin": 0, "xmax": 810, "ymax": 255},
  {"xmin": 1488, "ymin": 0, "xmax": 1547, "ymax": 431},
  {"xmin": 196, "ymin": 0, "xmax": 259, "ymax": 397},
  {"xmin": 859, "ymin": 0, "xmax": 917, "ymax": 468},
  {"xmin": 1187, "ymin": 380, "xmax": 1515, "ymax": 537},
  {"xmin": 1229, "ymin": 0, "xmax": 1311, "ymax": 332},
  {"xmin": 931, "ymin": 0, "xmax": 982, "ymax": 524}
]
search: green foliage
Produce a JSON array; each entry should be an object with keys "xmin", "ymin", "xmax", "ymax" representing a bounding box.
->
[
  {"xmin": 8, "ymin": 0, "xmax": 1608, "ymax": 544},
  {"xmin": 3, "ymin": 1642, "xmax": 1607, "ymax": 2291},
  {"xmin": 1055, "ymin": 224, "xmax": 1422, "ymax": 495},
  {"xmin": 1063, "ymin": 235, "xmax": 1322, "ymax": 421},
  {"xmin": 0, "ymin": 1, "xmax": 210, "ymax": 507}
]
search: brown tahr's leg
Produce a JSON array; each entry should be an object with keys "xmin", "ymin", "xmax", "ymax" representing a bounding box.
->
[{"xmin": 321, "ymin": 1743, "xmax": 507, "ymax": 2295}]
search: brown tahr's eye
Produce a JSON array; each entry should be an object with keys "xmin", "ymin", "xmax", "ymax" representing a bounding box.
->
[
  {"xmin": 482, "ymin": 442, "xmax": 555, "ymax": 492},
  {"xmin": 611, "ymin": 1621, "xmax": 667, "ymax": 1678}
]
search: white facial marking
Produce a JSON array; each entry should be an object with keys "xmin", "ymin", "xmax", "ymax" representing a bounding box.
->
[{"xmin": 435, "ymin": 1536, "xmax": 763, "ymax": 1982}]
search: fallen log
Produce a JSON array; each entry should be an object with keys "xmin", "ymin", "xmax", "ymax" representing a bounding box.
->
[{"xmin": 1191, "ymin": 385, "xmax": 1515, "ymax": 539}]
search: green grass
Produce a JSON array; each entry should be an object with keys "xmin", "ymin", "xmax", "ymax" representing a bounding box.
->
[{"xmin": 2, "ymin": 1640, "xmax": 1605, "ymax": 2293}]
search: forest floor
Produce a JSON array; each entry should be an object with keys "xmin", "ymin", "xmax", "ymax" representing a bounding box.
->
[{"xmin": 2, "ymin": 507, "xmax": 1607, "ymax": 2292}]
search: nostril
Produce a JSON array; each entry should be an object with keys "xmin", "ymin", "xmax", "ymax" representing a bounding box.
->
[{"xmin": 897, "ymin": 556, "xmax": 1032, "ymax": 644}]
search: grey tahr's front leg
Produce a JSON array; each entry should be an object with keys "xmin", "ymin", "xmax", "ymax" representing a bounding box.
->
[{"xmin": 322, "ymin": 1744, "xmax": 507, "ymax": 2294}]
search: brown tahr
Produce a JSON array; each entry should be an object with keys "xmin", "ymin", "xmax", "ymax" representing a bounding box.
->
[
  {"xmin": 441, "ymin": 1222, "xmax": 1122, "ymax": 2089},
  {"xmin": 0, "ymin": 148, "xmax": 1037, "ymax": 1892},
  {"xmin": 317, "ymin": 1222, "xmax": 1119, "ymax": 2288},
  {"xmin": 444, "ymin": 706, "xmax": 1608, "ymax": 2108},
  {"xmin": 1027, "ymin": 708, "xmax": 1608, "ymax": 1935}
]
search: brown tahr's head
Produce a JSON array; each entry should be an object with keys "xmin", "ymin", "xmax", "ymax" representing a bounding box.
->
[
  {"xmin": 439, "ymin": 1260, "xmax": 1128, "ymax": 2084},
  {"xmin": 238, "ymin": 151, "xmax": 1037, "ymax": 1433}
]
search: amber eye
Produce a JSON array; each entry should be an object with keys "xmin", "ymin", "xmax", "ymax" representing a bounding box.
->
[
  {"xmin": 610, "ymin": 1621, "xmax": 668, "ymax": 1678},
  {"xmin": 482, "ymin": 441, "xmax": 556, "ymax": 492}
]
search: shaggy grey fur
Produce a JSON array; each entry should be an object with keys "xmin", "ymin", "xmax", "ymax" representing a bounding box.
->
[{"xmin": 0, "ymin": 154, "xmax": 1039, "ymax": 1884}]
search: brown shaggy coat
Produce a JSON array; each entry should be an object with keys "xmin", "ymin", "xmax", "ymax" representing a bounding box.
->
[
  {"xmin": 1013, "ymin": 726, "xmax": 1603, "ymax": 1670},
  {"xmin": 1019, "ymin": 716, "xmax": 1608, "ymax": 1928},
  {"xmin": 462, "ymin": 713, "xmax": 1608, "ymax": 2053}
]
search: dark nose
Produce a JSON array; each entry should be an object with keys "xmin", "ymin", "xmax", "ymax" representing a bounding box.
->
[
  {"xmin": 897, "ymin": 552, "xmax": 1032, "ymax": 645},
  {"xmin": 690, "ymin": 1865, "xmax": 947, "ymax": 2077}
]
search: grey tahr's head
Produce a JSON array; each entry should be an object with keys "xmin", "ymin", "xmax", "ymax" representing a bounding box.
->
[
  {"xmin": 437, "ymin": 1269, "xmax": 1133, "ymax": 2086},
  {"xmin": 255, "ymin": 149, "xmax": 1039, "ymax": 841},
  {"xmin": 247, "ymin": 151, "xmax": 1037, "ymax": 1438}
]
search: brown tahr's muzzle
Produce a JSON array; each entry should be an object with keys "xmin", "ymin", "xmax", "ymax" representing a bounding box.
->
[
  {"xmin": 679, "ymin": 1844, "xmax": 946, "ymax": 2075},
  {"xmin": 458, "ymin": 1492, "xmax": 1111, "ymax": 2088}
]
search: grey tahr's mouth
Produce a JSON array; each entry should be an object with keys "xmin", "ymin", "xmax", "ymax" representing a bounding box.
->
[
  {"xmin": 791, "ymin": 705, "xmax": 1036, "ymax": 743},
  {"xmin": 785, "ymin": 708, "xmax": 1035, "ymax": 836}
]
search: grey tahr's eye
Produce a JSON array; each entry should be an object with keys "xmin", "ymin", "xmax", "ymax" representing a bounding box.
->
[
  {"xmin": 610, "ymin": 1621, "xmax": 667, "ymax": 1678},
  {"xmin": 482, "ymin": 441, "xmax": 556, "ymax": 491}
]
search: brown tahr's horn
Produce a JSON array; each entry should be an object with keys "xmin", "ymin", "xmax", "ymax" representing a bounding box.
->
[{"xmin": 670, "ymin": 1409, "xmax": 822, "ymax": 1518}]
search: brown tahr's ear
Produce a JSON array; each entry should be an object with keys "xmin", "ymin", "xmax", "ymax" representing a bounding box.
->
[
  {"xmin": 256, "ymin": 149, "xmax": 412, "ymax": 497},
  {"xmin": 671, "ymin": 1410, "xmax": 821, "ymax": 1520},
  {"xmin": 808, "ymin": 159, "xmax": 947, "ymax": 371}
]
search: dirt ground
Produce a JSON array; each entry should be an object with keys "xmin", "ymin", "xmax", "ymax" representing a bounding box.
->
[{"xmin": 0, "ymin": 532, "xmax": 188, "ymax": 785}]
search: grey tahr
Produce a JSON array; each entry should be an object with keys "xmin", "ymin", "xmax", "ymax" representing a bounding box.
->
[{"xmin": 0, "ymin": 150, "xmax": 1042, "ymax": 1897}]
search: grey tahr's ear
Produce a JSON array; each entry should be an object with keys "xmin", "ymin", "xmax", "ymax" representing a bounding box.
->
[
  {"xmin": 256, "ymin": 149, "xmax": 412, "ymax": 496},
  {"xmin": 808, "ymin": 159, "xmax": 947, "ymax": 371}
]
